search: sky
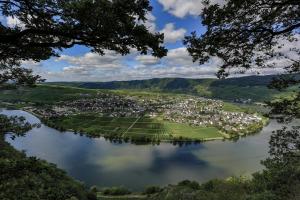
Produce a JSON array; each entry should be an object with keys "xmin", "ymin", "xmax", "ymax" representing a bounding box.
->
[{"xmin": 2, "ymin": 0, "xmax": 298, "ymax": 82}]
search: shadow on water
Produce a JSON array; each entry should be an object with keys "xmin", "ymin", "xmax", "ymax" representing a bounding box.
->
[{"xmin": 1, "ymin": 109, "xmax": 290, "ymax": 191}]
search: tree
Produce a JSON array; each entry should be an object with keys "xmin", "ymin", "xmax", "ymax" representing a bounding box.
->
[
  {"xmin": 0, "ymin": 114, "xmax": 33, "ymax": 138},
  {"xmin": 184, "ymin": 0, "xmax": 300, "ymax": 199},
  {"xmin": 183, "ymin": 0, "xmax": 300, "ymax": 118},
  {"xmin": 184, "ymin": 0, "xmax": 300, "ymax": 79},
  {"xmin": 0, "ymin": 0, "xmax": 167, "ymax": 85}
]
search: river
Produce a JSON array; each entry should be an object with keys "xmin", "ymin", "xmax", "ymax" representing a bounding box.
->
[{"xmin": 1, "ymin": 109, "xmax": 288, "ymax": 191}]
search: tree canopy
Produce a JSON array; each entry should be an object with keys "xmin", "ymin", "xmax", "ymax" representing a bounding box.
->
[
  {"xmin": 184, "ymin": 0, "xmax": 300, "ymax": 79},
  {"xmin": 184, "ymin": 1, "xmax": 300, "ymax": 199},
  {"xmin": 0, "ymin": 0, "xmax": 167, "ymax": 85}
]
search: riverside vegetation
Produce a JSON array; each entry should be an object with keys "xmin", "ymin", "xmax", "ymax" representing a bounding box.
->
[
  {"xmin": 1, "ymin": 113, "xmax": 299, "ymax": 200},
  {"xmin": 0, "ymin": 114, "xmax": 98, "ymax": 200},
  {"xmin": 1, "ymin": 0, "xmax": 299, "ymax": 199},
  {"xmin": 0, "ymin": 84, "xmax": 268, "ymax": 143},
  {"xmin": 1, "ymin": 76, "xmax": 299, "ymax": 199}
]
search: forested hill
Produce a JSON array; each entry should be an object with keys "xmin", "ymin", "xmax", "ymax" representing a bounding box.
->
[{"xmin": 46, "ymin": 74, "xmax": 299, "ymax": 102}]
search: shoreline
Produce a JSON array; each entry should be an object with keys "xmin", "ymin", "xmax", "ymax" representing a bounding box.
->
[
  {"xmin": 20, "ymin": 108, "xmax": 269, "ymax": 144},
  {"xmin": 7, "ymin": 107, "xmax": 267, "ymax": 144}
]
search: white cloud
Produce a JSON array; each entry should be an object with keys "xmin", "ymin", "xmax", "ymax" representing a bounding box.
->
[
  {"xmin": 39, "ymin": 47, "xmax": 222, "ymax": 82},
  {"xmin": 21, "ymin": 34, "xmax": 299, "ymax": 82},
  {"xmin": 6, "ymin": 16, "xmax": 25, "ymax": 29},
  {"xmin": 167, "ymin": 47, "xmax": 193, "ymax": 65},
  {"xmin": 142, "ymin": 13, "xmax": 187, "ymax": 43},
  {"xmin": 161, "ymin": 23, "xmax": 186, "ymax": 43},
  {"xmin": 135, "ymin": 55, "xmax": 160, "ymax": 65},
  {"xmin": 39, "ymin": 43, "xmax": 295, "ymax": 82},
  {"xmin": 141, "ymin": 12, "xmax": 157, "ymax": 33},
  {"xmin": 157, "ymin": 0, "xmax": 225, "ymax": 18},
  {"xmin": 22, "ymin": 60, "xmax": 43, "ymax": 68},
  {"xmin": 57, "ymin": 51, "xmax": 123, "ymax": 70}
]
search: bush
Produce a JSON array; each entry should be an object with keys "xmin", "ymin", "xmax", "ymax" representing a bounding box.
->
[
  {"xmin": 0, "ymin": 141, "xmax": 90, "ymax": 200},
  {"xmin": 102, "ymin": 186, "xmax": 131, "ymax": 196},
  {"xmin": 86, "ymin": 191, "xmax": 97, "ymax": 200},
  {"xmin": 143, "ymin": 186, "xmax": 162, "ymax": 195},
  {"xmin": 178, "ymin": 180, "xmax": 200, "ymax": 190},
  {"xmin": 86, "ymin": 186, "xmax": 98, "ymax": 200}
]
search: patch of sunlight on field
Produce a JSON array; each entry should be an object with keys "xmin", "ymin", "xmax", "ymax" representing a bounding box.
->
[
  {"xmin": 51, "ymin": 114, "xmax": 224, "ymax": 141},
  {"xmin": 164, "ymin": 123, "xmax": 223, "ymax": 140}
]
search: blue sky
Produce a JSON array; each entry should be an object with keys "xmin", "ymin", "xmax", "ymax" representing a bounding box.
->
[
  {"xmin": 16, "ymin": 0, "xmax": 224, "ymax": 82},
  {"xmin": 3, "ymin": 0, "xmax": 296, "ymax": 82}
]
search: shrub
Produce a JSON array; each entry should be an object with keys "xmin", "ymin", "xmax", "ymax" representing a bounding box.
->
[
  {"xmin": 143, "ymin": 186, "xmax": 162, "ymax": 195},
  {"xmin": 102, "ymin": 186, "xmax": 131, "ymax": 196},
  {"xmin": 178, "ymin": 180, "xmax": 200, "ymax": 190}
]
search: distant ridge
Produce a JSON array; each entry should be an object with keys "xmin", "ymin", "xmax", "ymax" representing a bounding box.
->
[
  {"xmin": 45, "ymin": 74, "xmax": 298, "ymax": 102},
  {"xmin": 47, "ymin": 74, "xmax": 278, "ymax": 88}
]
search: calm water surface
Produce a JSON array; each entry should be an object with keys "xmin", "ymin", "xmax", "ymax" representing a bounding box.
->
[{"xmin": 1, "ymin": 109, "xmax": 287, "ymax": 191}]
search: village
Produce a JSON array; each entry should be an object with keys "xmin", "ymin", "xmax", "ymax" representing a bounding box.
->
[
  {"xmin": 24, "ymin": 93, "xmax": 264, "ymax": 135},
  {"xmin": 163, "ymin": 98, "xmax": 263, "ymax": 134}
]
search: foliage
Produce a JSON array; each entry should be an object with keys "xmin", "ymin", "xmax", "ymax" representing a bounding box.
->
[
  {"xmin": 184, "ymin": 0, "xmax": 300, "ymax": 78},
  {"xmin": 1, "ymin": 0, "xmax": 299, "ymax": 199},
  {"xmin": 0, "ymin": 66, "xmax": 44, "ymax": 86},
  {"xmin": 0, "ymin": 85, "xmax": 99, "ymax": 104},
  {"xmin": 102, "ymin": 186, "xmax": 132, "ymax": 196},
  {"xmin": 257, "ymin": 125, "xmax": 300, "ymax": 199},
  {"xmin": 181, "ymin": 1, "xmax": 300, "ymax": 200},
  {"xmin": 143, "ymin": 186, "xmax": 162, "ymax": 195},
  {"xmin": 0, "ymin": 0, "xmax": 167, "ymax": 85},
  {"xmin": 0, "ymin": 115, "xmax": 94, "ymax": 200},
  {"xmin": 177, "ymin": 180, "xmax": 200, "ymax": 190},
  {"xmin": 147, "ymin": 178, "xmax": 252, "ymax": 200},
  {"xmin": 268, "ymin": 92, "xmax": 300, "ymax": 122},
  {"xmin": 0, "ymin": 140, "xmax": 94, "ymax": 200},
  {"xmin": 0, "ymin": 114, "xmax": 32, "ymax": 138}
]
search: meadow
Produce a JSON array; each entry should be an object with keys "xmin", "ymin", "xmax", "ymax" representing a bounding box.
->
[
  {"xmin": 45, "ymin": 113, "xmax": 224, "ymax": 142},
  {"xmin": 0, "ymin": 85, "xmax": 269, "ymax": 142}
]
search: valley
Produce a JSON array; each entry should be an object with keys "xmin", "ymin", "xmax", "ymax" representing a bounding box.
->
[
  {"xmin": 1, "ymin": 75, "xmax": 298, "ymax": 199},
  {"xmin": 0, "ymin": 83, "xmax": 268, "ymax": 143}
]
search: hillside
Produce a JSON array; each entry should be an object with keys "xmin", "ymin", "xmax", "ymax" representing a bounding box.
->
[
  {"xmin": 0, "ymin": 85, "xmax": 267, "ymax": 143},
  {"xmin": 45, "ymin": 75, "xmax": 299, "ymax": 102}
]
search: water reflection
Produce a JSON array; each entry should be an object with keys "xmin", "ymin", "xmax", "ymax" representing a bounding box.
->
[{"xmin": 1, "ymin": 109, "xmax": 286, "ymax": 191}]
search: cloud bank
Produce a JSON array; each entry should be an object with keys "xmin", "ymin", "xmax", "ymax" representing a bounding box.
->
[{"xmin": 157, "ymin": 0, "xmax": 225, "ymax": 18}]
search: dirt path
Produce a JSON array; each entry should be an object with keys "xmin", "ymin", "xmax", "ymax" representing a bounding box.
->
[{"xmin": 122, "ymin": 116, "xmax": 142, "ymax": 137}]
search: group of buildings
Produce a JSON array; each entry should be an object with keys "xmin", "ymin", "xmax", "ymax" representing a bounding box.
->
[
  {"xmin": 163, "ymin": 98, "xmax": 263, "ymax": 134},
  {"xmin": 25, "ymin": 93, "xmax": 263, "ymax": 135}
]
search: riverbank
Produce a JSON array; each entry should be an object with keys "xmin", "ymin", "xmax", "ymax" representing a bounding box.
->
[
  {"xmin": 41, "ymin": 113, "xmax": 266, "ymax": 143},
  {"xmin": 3, "ymin": 105, "xmax": 266, "ymax": 144},
  {"xmin": 0, "ymin": 120, "xmax": 96, "ymax": 200},
  {"xmin": 3, "ymin": 109, "xmax": 296, "ymax": 200},
  {"xmin": 3, "ymin": 109, "xmax": 275, "ymax": 191},
  {"xmin": 0, "ymin": 85, "xmax": 268, "ymax": 143},
  {"xmin": 42, "ymin": 112, "xmax": 268, "ymax": 143}
]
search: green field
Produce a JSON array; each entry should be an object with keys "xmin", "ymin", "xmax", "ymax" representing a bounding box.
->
[
  {"xmin": 45, "ymin": 114, "xmax": 223, "ymax": 142},
  {"xmin": 0, "ymin": 84, "xmax": 188, "ymax": 105},
  {"xmin": 0, "ymin": 84, "xmax": 270, "ymax": 142},
  {"xmin": 45, "ymin": 75, "xmax": 300, "ymax": 102},
  {"xmin": 0, "ymin": 85, "xmax": 99, "ymax": 104}
]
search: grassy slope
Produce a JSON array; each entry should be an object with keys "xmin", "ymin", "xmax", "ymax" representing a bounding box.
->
[
  {"xmin": 0, "ymin": 85, "xmax": 99, "ymax": 104},
  {"xmin": 0, "ymin": 133, "xmax": 93, "ymax": 200},
  {"xmin": 0, "ymin": 85, "xmax": 186, "ymax": 105},
  {"xmin": 95, "ymin": 177, "xmax": 278, "ymax": 200},
  {"xmin": 45, "ymin": 75, "xmax": 299, "ymax": 102}
]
